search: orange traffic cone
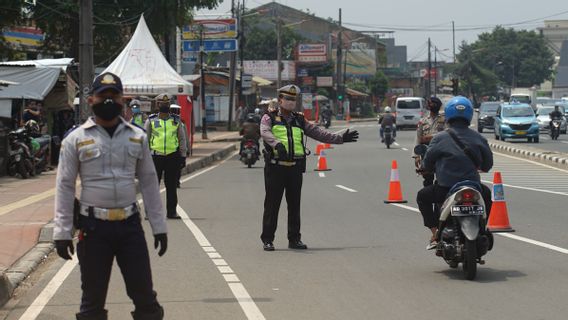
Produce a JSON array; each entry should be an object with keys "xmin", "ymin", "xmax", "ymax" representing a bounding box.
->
[
  {"xmin": 384, "ymin": 160, "xmax": 407, "ymax": 203},
  {"xmin": 324, "ymin": 143, "xmax": 334, "ymax": 150},
  {"xmin": 487, "ymin": 172, "xmax": 515, "ymax": 232},
  {"xmin": 314, "ymin": 143, "xmax": 325, "ymax": 156},
  {"xmin": 315, "ymin": 150, "xmax": 331, "ymax": 171}
]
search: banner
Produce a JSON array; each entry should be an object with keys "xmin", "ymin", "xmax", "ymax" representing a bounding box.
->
[
  {"xmin": 297, "ymin": 44, "xmax": 327, "ymax": 63},
  {"xmin": 183, "ymin": 19, "xmax": 238, "ymax": 39},
  {"xmin": 243, "ymin": 60, "xmax": 296, "ymax": 81}
]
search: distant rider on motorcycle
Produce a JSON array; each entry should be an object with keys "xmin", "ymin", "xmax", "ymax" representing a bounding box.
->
[
  {"xmin": 379, "ymin": 107, "xmax": 396, "ymax": 142},
  {"xmin": 417, "ymin": 96, "xmax": 493, "ymax": 249},
  {"xmin": 549, "ymin": 105, "xmax": 564, "ymax": 129},
  {"xmin": 240, "ymin": 113, "xmax": 261, "ymax": 156}
]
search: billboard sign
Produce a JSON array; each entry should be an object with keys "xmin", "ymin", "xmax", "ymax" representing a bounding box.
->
[
  {"xmin": 183, "ymin": 19, "xmax": 238, "ymax": 39},
  {"xmin": 297, "ymin": 43, "xmax": 327, "ymax": 63},
  {"xmin": 317, "ymin": 76, "xmax": 333, "ymax": 87},
  {"xmin": 182, "ymin": 39, "xmax": 238, "ymax": 52},
  {"xmin": 243, "ymin": 60, "xmax": 296, "ymax": 81}
]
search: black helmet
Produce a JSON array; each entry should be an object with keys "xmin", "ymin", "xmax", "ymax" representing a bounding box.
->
[{"xmin": 428, "ymin": 96, "xmax": 443, "ymax": 108}]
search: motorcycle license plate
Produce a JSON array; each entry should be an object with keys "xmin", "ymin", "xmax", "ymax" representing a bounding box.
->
[
  {"xmin": 515, "ymin": 131, "xmax": 526, "ymax": 135},
  {"xmin": 451, "ymin": 205, "xmax": 484, "ymax": 217}
]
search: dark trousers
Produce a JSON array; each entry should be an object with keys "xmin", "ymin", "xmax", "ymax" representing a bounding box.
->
[
  {"xmin": 422, "ymin": 173, "xmax": 435, "ymax": 187},
  {"xmin": 77, "ymin": 214, "xmax": 162, "ymax": 317},
  {"xmin": 152, "ymin": 153, "xmax": 179, "ymax": 216},
  {"xmin": 261, "ymin": 163, "xmax": 303, "ymax": 243},
  {"xmin": 417, "ymin": 183, "xmax": 492, "ymax": 228}
]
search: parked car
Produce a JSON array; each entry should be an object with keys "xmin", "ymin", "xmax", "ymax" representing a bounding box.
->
[
  {"xmin": 536, "ymin": 105, "xmax": 567, "ymax": 133},
  {"xmin": 476, "ymin": 102, "xmax": 500, "ymax": 133},
  {"xmin": 394, "ymin": 97, "xmax": 425, "ymax": 129},
  {"xmin": 494, "ymin": 103, "xmax": 540, "ymax": 143}
]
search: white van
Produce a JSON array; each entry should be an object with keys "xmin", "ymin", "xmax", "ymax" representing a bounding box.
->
[{"xmin": 395, "ymin": 97, "xmax": 425, "ymax": 128}]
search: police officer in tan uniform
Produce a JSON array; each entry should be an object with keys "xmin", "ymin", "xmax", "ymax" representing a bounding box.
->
[
  {"xmin": 415, "ymin": 96, "xmax": 446, "ymax": 186},
  {"xmin": 54, "ymin": 72, "xmax": 167, "ymax": 320}
]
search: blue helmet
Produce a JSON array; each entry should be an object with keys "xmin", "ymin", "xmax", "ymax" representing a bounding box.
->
[{"xmin": 444, "ymin": 96, "xmax": 473, "ymax": 124}]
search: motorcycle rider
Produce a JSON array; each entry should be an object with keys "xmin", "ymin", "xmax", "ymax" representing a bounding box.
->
[
  {"xmin": 416, "ymin": 96, "xmax": 493, "ymax": 250},
  {"xmin": 320, "ymin": 105, "xmax": 333, "ymax": 126},
  {"xmin": 379, "ymin": 107, "xmax": 396, "ymax": 142},
  {"xmin": 414, "ymin": 96, "xmax": 446, "ymax": 186},
  {"xmin": 549, "ymin": 105, "xmax": 564, "ymax": 131},
  {"xmin": 239, "ymin": 113, "xmax": 261, "ymax": 158}
]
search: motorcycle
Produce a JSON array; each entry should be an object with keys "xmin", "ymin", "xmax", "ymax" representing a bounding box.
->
[
  {"xmin": 29, "ymin": 134, "xmax": 55, "ymax": 174},
  {"xmin": 322, "ymin": 116, "xmax": 331, "ymax": 129},
  {"xmin": 240, "ymin": 138, "xmax": 260, "ymax": 168},
  {"xmin": 414, "ymin": 144, "xmax": 492, "ymax": 280},
  {"xmin": 7, "ymin": 128, "xmax": 35, "ymax": 179},
  {"xmin": 550, "ymin": 119, "xmax": 561, "ymax": 140},
  {"xmin": 383, "ymin": 125, "xmax": 394, "ymax": 149}
]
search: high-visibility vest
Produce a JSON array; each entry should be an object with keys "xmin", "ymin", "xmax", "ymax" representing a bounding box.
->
[
  {"xmin": 269, "ymin": 112, "xmax": 306, "ymax": 160},
  {"xmin": 132, "ymin": 114, "xmax": 144, "ymax": 127},
  {"xmin": 149, "ymin": 117, "xmax": 179, "ymax": 155}
]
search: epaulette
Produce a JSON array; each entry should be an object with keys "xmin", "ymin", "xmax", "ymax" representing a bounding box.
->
[
  {"xmin": 63, "ymin": 125, "xmax": 80, "ymax": 140},
  {"xmin": 148, "ymin": 113, "xmax": 158, "ymax": 119}
]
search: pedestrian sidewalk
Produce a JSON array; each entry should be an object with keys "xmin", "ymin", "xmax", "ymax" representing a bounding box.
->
[
  {"xmin": 489, "ymin": 139, "xmax": 568, "ymax": 169},
  {"xmin": 0, "ymin": 139, "xmax": 237, "ymax": 306},
  {"xmin": 192, "ymin": 130, "xmax": 241, "ymax": 144}
]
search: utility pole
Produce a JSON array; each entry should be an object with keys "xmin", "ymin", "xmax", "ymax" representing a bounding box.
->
[
  {"xmin": 199, "ymin": 27, "xmax": 208, "ymax": 139},
  {"xmin": 228, "ymin": 0, "xmax": 236, "ymax": 131},
  {"xmin": 238, "ymin": 0, "xmax": 246, "ymax": 107},
  {"xmin": 276, "ymin": 10, "xmax": 282, "ymax": 89},
  {"xmin": 79, "ymin": 0, "xmax": 93, "ymax": 124},
  {"xmin": 434, "ymin": 46, "xmax": 437, "ymax": 96},
  {"xmin": 452, "ymin": 21, "xmax": 456, "ymax": 63},
  {"xmin": 336, "ymin": 8, "xmax": 343, "ymax": 115},
  {"xmin": 427, "ymin": 38, "xmax": 432, "ymax": 98}
]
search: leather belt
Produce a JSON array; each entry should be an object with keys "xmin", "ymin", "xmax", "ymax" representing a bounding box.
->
[
  {"xmin": 80, "ymin": 204, "xmax": 139, "ymax": 221},
  {"xmin": 270, "ymin": 159, "xmax": 297, "ymax": 167}
]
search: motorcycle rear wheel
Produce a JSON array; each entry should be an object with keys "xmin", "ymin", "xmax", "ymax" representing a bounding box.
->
[
  {"xmin": 463, "ymin": 240, "xmax": 478, "ymax": 280},
  {"xmin": 18, "ymin": 161, "xmax": 30, "ymax": 179}
]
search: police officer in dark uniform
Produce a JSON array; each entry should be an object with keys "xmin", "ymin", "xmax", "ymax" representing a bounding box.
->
[
  {"xmin": 54, "ymin": 72, "xmax": 168, "ymax": 320},
  {"xmin": 260, "ymin": 85, "xmax": 359, "ymax": 251},
  {"xmin": 145, "ymin": 94, "xmax": 188, "ymax": 219}
]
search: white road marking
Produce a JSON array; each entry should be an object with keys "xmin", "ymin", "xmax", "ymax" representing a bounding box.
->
[
  {"xmin": 336, "ymin": 185, "xmax": 358, "ymax": 193},
  {"xmin": 402, "ymin": 148, "xmax": 409, "ymax": 151},
  {"xmin": 17, "ymin": 150, "xmax": 242, "ymax": 320},
  {"xmin": 17, "ymin": 258, "xmax": 78, "ymax": 320},
  {"xmin": 561, "ymin": 141, "xmax": 568, "ymax": 144},
  {"xmin": 319, "ymin": 172, "xmax": 326, "ymax": 178},
  {"xmin": 178, "ymin": 205, "xmax": 266, "ymax": 320},
  {"xmin": 394, "ymin": 142, "xmax": 400, "ymax": 146},
  {"xmin": 388, "ymin": 203, "xmax": 568, "ymax": 256}
]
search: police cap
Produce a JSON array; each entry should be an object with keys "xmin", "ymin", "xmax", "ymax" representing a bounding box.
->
[
  {"xmin": 278, "ymin": 85, "xmax": 300, "ymax": 98},
  {"xmin": 90, "ymin": 72, "xmax": 123, "ymax": 95},
  {"xmin": 155, "ymin": 94, "xmax": 170, "ymax": 103}
]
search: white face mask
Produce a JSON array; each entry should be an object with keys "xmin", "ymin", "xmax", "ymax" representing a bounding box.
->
[{"xmin": 281, "ymin": 100, "xmax": 296, "ymax": 111}]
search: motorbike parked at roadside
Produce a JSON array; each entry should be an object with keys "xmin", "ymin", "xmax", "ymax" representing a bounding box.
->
[
  {"xmin": 7, "ymin": 128, "xmax": 35, "ymax": 179},
  {"xmin": 415, "ymin": 144, "xmax": 493, "ymax": 280}
]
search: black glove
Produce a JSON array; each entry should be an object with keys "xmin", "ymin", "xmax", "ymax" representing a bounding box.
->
[
  {"xmin": 180, "ymin": 157, "xmax": 186, "ymax": 169},
  {"xmin": 55, "ymin": 240, "xmax": 74, "ymax": 260},
  {"xmin": 154, "ymin": 233, "xmax": 168, "ymax": 257},
  {"xmin": 342, "ymin": 129, "xmax": 359, "ymax": 143},
  {"xmin": 274, "ymin": 143, "xmax": 289, "ymax": 161}
]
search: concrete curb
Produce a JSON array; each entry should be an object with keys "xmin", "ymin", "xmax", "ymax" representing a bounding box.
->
[
  {"xmin": 489, "ymin": 141, "xmax": 568, "ymax": 169},
  {"xmin": 0, "ymin": 143, "xmax": 238, "ymax": 306}
]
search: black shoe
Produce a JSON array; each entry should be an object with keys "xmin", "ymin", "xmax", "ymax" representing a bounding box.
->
[
  {"xmin": 263, "ymin": 242, "xmax": 275, "ymax": 251},
  {"xmin": 167, "ymin": 214, "xmax": 182, "ymax": 219},
  {"xmin": 288, "ymin": 240, "xmax": 307, "ymax": 250}
]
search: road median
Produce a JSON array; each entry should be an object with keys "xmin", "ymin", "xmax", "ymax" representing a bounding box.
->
[{"xmin": 489, "ymin": 140, "xmax": 568, "ymax": 169}]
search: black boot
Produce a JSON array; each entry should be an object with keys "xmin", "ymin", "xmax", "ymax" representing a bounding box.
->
[
  {"xmin": 131, "ymin": 306, "xmax": 164, "ymax": 320},
  {"xmin": 76, "ymin": 310, "xmax": 108, "ymax": 320}
]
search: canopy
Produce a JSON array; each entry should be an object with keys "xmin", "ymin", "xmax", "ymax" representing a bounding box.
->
[
  {"xmin": 103, "ymin": 16, "xmax": 192, "ymax": 95},
  {"xmin": 0, "ymin": 67, "xmax": 61, "ymax": 100},
  {"xmin": 0, "ymin": 58, "xmax": 74, "ymax": 71}
]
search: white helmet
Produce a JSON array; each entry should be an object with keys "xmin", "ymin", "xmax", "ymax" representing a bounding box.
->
[
  {"xmin": 254, "ymin": 108, "xmax": 260, "ymax": 114},
  {"xmin": 384, "ymin": 106, "xmax": 392, "ymax": 113}
]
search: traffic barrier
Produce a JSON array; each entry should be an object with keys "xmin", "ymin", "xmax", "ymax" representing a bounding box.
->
[
  {"xmin": 384, "ymin": 160, "xmax": 407, "ymax": 203},
  {"xmin": 487, "ymin": 171, "xmax": 515, "ymax": 232},
  {"xmin": 314, "ymin": 144, "xmax": 325, "ymax": 156},
  {"xmin": 314, "ymin": 150, "xmax": 332, "ymax": 171}
]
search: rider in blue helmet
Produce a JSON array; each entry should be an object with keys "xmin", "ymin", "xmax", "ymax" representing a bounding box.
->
[{"xmin": 417, "ymin": 96, "xmax": 494, "ymax": 250}]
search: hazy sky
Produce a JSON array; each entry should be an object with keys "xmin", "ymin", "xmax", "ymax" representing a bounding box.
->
[{"xmin": 197, "ymin": 0, "xmax": 568, "ymax": 62}]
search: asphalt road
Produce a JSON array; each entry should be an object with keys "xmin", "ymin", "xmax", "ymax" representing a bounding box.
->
[{"xmin": 3, "ymin": 125, "xmax": 568, "ymax": 320}]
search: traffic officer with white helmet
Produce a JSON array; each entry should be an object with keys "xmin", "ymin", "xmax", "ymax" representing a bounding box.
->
[
  {"xmin": 260, "ymin": 85, "xmax": 359, "ymax": 251},
  {"xmin": 169, "ymin": 104, "xmax": 190, "ymax": 188},
  {"xmin": 130, "ymin": 99, "xmax": 145, "ymax": 128},
  {"xmin": 145, "ymin": 94, "xmax": 187, "ymax": 219},
  {"xmin": 54, "ymin": 72, "xmax": 167, "ymax": 320}
]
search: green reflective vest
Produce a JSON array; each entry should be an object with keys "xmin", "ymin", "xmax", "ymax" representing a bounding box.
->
[
  {"xmin": 270, "ymin": 113, "xmax": 306, "ymax": 160},
  {"xmin": 150, "ymin": 117, "xmax": 179, "ymax": 155},
  {"xmin": 132, "ymin": 114, "xmax": 144, "ymax": 127}
]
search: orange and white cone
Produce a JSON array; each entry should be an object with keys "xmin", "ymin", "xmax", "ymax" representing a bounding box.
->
[
  {"xmin": 315, "ymin": 150, "xmax": 332, "ymax": 171},
  {"xmin": 314, "ymin": 143, "xmax": 325, "ymax": 156},
  {"xmin": 487, "ymin": 172, "xmax": 515, "ymax": 232},
  {"xmin": 384, "ymin": 160, "xmax": 407, "ymax": 203},
  {"xmin": 324, "ymin": 143, "xmax": 333, "ymax": 150}
]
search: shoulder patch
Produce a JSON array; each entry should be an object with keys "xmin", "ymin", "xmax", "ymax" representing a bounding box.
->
[
  {"xmin": 129, "ymin": 137, "xmax": 143, "ymax": 144},
  {"xmin": 76, "ymin": 139, "xmax": 95, "ymax": 149}
]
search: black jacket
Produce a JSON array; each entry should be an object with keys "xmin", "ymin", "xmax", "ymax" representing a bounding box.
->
[{"xmin": 422, "ymin": 123, "xmax": 493, "ymax": 188}]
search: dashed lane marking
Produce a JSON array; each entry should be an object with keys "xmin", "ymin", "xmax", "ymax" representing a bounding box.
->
[
  {"xmin": 336, "ymin": 185, "xmax": 358, "ymax": 193},
  {"xmin": 319, "ymin": 172, "xmax": 326, "ymax": 178}
]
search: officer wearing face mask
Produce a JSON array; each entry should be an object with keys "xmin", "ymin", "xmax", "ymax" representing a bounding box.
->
[
  {"xmin": 145, "ymin": 94, "xmax": 187, "ymax": 219},
  {"xmin": 260, "ymin": 85, "xmax": 359, "ymax": 251},
  {"xmin": 53, "ymin": 72, "xmax": 168, "ymax": 320}
]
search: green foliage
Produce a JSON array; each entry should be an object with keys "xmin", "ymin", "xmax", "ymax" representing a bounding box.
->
[
  {"xmin": 368, "ymin": 71, "xmax": 389, "ymax": 97},
  {"xmin": 20, "ymin": 0, "xmax": 220, "ymax": 64},
  {"xmin": 455, "ymin": 26, "xmax": 555, "ymax": 98},
  {"xmin": 243, "ymin": 24, "xmax": 303, "ymax": 60}
]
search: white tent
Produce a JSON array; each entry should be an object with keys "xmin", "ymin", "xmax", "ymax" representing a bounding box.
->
[{"xmin": 103, "ymin": 16, "xmax": 192, "ymax": 96}]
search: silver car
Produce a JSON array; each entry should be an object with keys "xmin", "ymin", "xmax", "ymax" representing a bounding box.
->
[{"xmin": 536, "ymin": 105, "xmax": 567, "ymax": 133}]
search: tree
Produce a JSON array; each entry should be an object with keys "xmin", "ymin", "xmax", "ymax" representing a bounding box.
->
[
  {"xmin": 453, "ymin": 43, "xmax": 499, "ymax": 104},
  {"xmin": 368, "ymin": 71, "xmax": 389, "ymax": 98},
  {"xmin": 243, "ymin": 13, "xmax": 304, "ymax": 60}
]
